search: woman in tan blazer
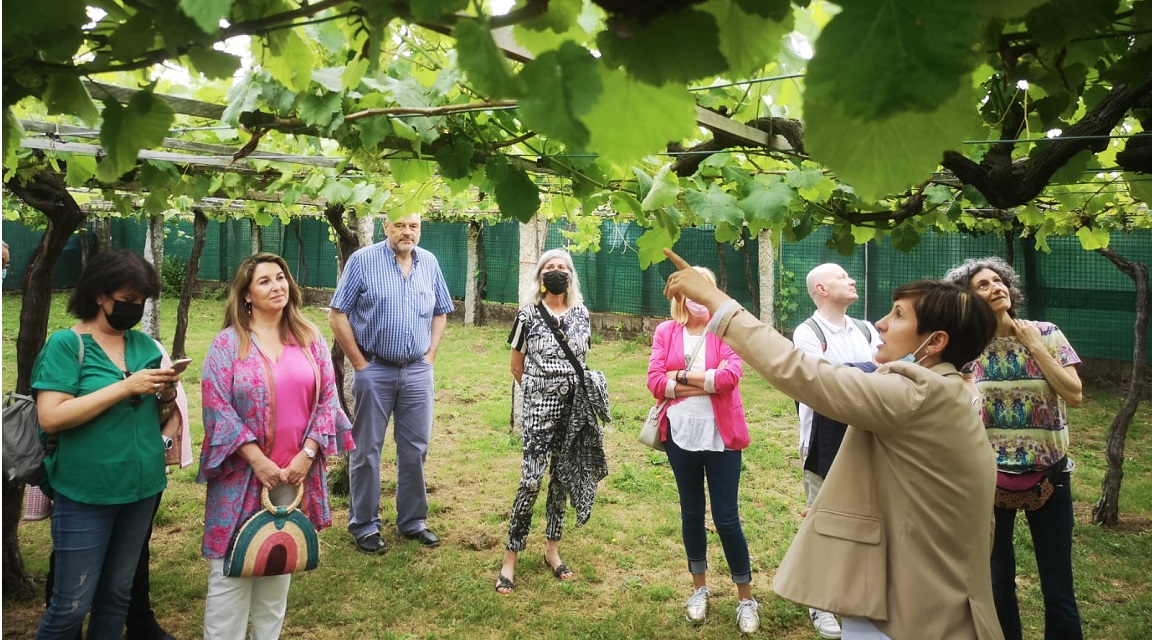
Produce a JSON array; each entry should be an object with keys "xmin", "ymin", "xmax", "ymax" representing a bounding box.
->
[{"xmin": 662, "ymin": 249, "xmax": 1003, "ymax": 640}]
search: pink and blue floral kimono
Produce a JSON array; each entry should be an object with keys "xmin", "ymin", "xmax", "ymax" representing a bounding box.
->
[{"xmin": 197, "ymin": 326, "xmax": 355, "ymax": 559}]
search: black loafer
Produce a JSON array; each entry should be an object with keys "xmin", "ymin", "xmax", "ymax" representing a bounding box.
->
[
  {"xmin": 402, "ymin": 528, "xmax": 441, "ymax": 548},
  {"xmin": 354, "ymin": 532, "xmax": 388, "ymax": 554}
]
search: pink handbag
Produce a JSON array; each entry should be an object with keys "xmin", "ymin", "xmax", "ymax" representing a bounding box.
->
[{"xmin": 22, "ymin": 485, "xmax": 53, "ymax": 522}]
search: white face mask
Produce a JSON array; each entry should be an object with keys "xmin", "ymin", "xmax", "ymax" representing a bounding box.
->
[
  {"xmin": 898, "ymin": 333, "xmax": 936, "ymax": 365},
  {"xmin": 684, "ymin": 299, "xmax": 710, "ymax": 318}
]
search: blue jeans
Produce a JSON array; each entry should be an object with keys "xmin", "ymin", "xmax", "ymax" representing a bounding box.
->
[
  {"xmin": 664, "ymin": 437, "xmax": 751, "ymax": 584},
  {"xmin": 347, "ymin": 359, "xmax": 435, "ymax": 538},
  {"xmin": 991, "ymin": 471, "xmax": 1082, "ymax": 640},
  {"xmin": 36, "ymin": 492, "xmax": 159, "ymax": 640}
]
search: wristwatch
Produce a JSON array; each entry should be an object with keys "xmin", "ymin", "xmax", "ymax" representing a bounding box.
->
[{"xmin": 302, "ymin": 445, "xmax": 317, "ymax": 460}]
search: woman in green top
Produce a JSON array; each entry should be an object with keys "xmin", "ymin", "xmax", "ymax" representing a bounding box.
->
[{"xmin": 32, "ymin": 249, "xmax": 184, "ymax": 640}]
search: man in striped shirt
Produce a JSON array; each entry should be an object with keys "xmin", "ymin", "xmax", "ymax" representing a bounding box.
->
[{"xmin": 329, "ymin": 213, "xmax": 454, "ymax": 554}]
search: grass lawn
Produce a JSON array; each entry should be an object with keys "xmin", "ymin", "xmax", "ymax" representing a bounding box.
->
[{"xmin": 3, "ymin": 293, "xmax": 1151, "ymax": 639}]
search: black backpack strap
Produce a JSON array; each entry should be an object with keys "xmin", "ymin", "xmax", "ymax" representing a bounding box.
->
[
  {"xmin": 534, "ymin": 303, "xmax": 586, "ymax": 385},
  {"xmin": 850, "ymin": 318, "xmax": 872, "ymax": 343}
]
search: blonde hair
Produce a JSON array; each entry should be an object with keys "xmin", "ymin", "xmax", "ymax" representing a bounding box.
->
[
  {"xmin": 669, "ymin": 266, "xmax": 717, "ymax": 323},
  {"xmin": 223, "ymin": 253, "xmax": 316, "ymax": 359},
  {"xmin": 525, "ymin": 248, "xmax": 584, "ymax": 308}
]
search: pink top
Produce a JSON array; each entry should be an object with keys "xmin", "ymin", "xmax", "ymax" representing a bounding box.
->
[{"xmin": 267, "ymin": 343, "xmax": 317, "ymax": 467}]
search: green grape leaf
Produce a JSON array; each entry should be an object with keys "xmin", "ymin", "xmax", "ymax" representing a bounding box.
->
[
  {"xmin": 319, "ymin": 178, "xmax": 353, "ymax": 203},
  {"xmin": 486, "ymin": 157, "xmax": 540, "ymax": 222},
  {"xmin": 43, "ymin": 75, "xmax": 99, "ymax": 126},
  {"xmin": 253, "ymin": 211, "xmax": 274, "ymax": 226},
  {"xmin": 408, "ymin": 0, "xmax": 468, "ymax": 21},
  {"xmin": 142, "ymin": 189, "xmax": 170, "ymax": 215},
  {"xmin": 95, "ymin": 92, "xmax": 176, "ymax": 183},
  {"xmin": 733, "ymin": 0, "xmax": 791, "ymax": 19},
  {"xmin": 596, "ymin": 9, "xmax": 727, "ymax": 85},
  {"xmin": 391, "ymin": 159, "xmax": 434, "ymax": 185},
  {"xmin": 637, "ymin": 224, "xmax": 675, "ymax": 269},
  {"xmin": 784, "ymin": 166, "xmax": 835, "ymax": 202},
  {"xmin": 64, "ymin": 154, "xmax": 97, "ymax": 188},
  {"xmin": 518, "ymin": 42, "xmax": 601, "ymax": 149},
  {"xmin": 348, "ymin": 182, "xmax": 376, "ymax": 206},
  {"xmin": 109, "ymin": 12, "xmax": 157, "ymax": 61},
  {"xmin": 582, "ymin": 69, "xmax": 697, "ymax": 167},
  {"xmin": 434, "ymin": 136, "xmax": 476, "ymax": 180},
  {"xmin": 609, "ymin": 191, "xmax": 643, "ymax": 217},
  {"xmin": 355, "ymin": 116, "xmax": 392, "ymax": 149},
  {"xmin": 889, "ymin": 224, "xmax": 922, "ymax": 252},
  {"xmin": 139, "ymin": 161, "xmax": 179, "ymax": 190},
  {"xmin": 297, "ymin": 92, "xmax": 344, "ymax": 131},
  {"xmin": 1018, "ymin": 204, "xmax": 1046, "ymax": 226},
  {"xmin": 311, "ymin": 67, "xmax": 346, "ymax": 93},
  {"xmin": 805, "ymin": 0, "xmax": 984, "ymax": 121},
  {"xmin": 686, "ymin": 184, "xmax": 743, "ymax": 228},
  {"xmin": 851, "ymin": 225, "xmax": 878, "ymax": 243},
  {"xmin": 179, "ymin": 0, "xmax": 233, "ymax": 33},
  {"xmin": 262, "ymin": 29, "xmax": 314, "ymax": 94},
  {"xmin": 1126, "ymin": 173, "xmax": 1152, "ymax": 204},
  {"xmin": 1075, "ymin": 225, "xmax": 1110, "ymax": 251},
  {"xmin": 923, "ymin": 183, "xmax": 954, "ymax": 205},
  {"xmin": 806, "ymin": 85, "xmax": 977, "ymax": 202},
  {"xmin": 518, "ymin": 0, "xmax": 582, "ymax": 33},
  {"xmin": 342, "ymin": 58, "xmax": 370, "ymax": 90},
  {"xmin": 701, "ymin": 0, "xmax": 792, "ymax": 76},
  {"xmin": 185, "ymin": 47, "xmax": 242, "ymax": 79},
  {"xmin": 739, "ymin": 178, "xmax": 795, "ymax": 232},
  {"xmin": 454, "ymin": 20, "xmax": 525, "ymax": 99},
  {"xmin": 1025, "ymin": 0, "xmax": 1118, "ymax": 48},
  {"xmin": 633, "ymin": 167, "xmax": 654, "ymax": 203},
  {"xmin": 643, "ymin": 164, "xmax": 681, "ymax": 210},
  {"xmin": 714, "ymin": 222, "xmax": 743, "ymax": 243},
  {"xmin": 1049, "ymin": 149, "xmax": 1094, "ymax": 185}
]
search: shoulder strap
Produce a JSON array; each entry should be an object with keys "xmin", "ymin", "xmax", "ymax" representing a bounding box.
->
[
  {"xmin": 802, "ymin": 317, "xmax": 827, "ymax": 353},
  {"xmin": 70, "ymin": 327, "xmax": 85, "ymax": 367},
  {"xmin": 850, "ymin": 318, "xmax": 872, "ymax": 343},
  {"xmin": 534, "ymin": 303, "xmax": 585, "ymax": 383}
]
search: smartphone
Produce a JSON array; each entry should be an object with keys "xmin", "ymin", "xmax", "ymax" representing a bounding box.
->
[{"xmin": 171, "ymin": 358, "xmax": 194, "ymax": 374}]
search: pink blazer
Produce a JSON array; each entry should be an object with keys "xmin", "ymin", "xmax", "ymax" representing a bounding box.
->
[{"xmin": 646, "ymin": 319, "xmax": 749, "ymax": 450}]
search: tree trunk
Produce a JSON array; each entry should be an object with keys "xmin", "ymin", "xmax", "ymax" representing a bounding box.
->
[
  {"xmin": 1092, "ymin": 248, "xmax": 1149, "ymax": 527},
  {"xmin": 250, "ymin": 219, "xmax": 262, "ymax": 255},
  {"xmin": 716, "ymin": 241, "xmax": 728, "ymax": 292},
  {"xmin": 322, "ymin": 204, "xmax": 373, "ymax": 417},
  {"xmin": 92, "ymin": 217, "xmax": 113, "ymax": 254},
  {"xmin": 757, "ymin": 229, "xmax": 775, "ymax": 326},
  {"xmin": 512, "ymin": 215, "xmax": 548, "ymax": 433},
  {"xmin": 171, "ymin": 209, "xmax": 208, "ymax": 360},
  {"xmin": 3, "ymin": 158, "xmax": 86, "ymax": 599},
  {"xmin": 294, "ymin": 223, "xmax": 307, "ymax": 287},
  {"xmin": 465, "ymin": 221, "xmax": 483, "ymax": 326},
  {"xmin": 141, "ymin": 214, "xmax": 164, "ymax": 340}
]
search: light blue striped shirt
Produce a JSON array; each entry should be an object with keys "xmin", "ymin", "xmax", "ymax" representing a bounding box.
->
[{"xmin": 330, "ymin": 241, "xmax": 454, "ymax": 363}]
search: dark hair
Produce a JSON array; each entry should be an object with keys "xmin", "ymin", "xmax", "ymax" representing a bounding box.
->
[
  {"xmin": 223, "ymin": 253, "xmax": 315, "ymax": 359},
  {"xmin": 942, "ymin": 256, "xmax": 1024, "ymax": 319},
  {"xmin": 67, "ymin": 249, "xmax": 160, "ymax": 320},
  {"xmin": 892, "ymin": 280, "xmax": 996, "ymax": 367}
]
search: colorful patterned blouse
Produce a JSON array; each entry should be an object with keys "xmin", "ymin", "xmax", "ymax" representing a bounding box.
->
[
  {"xmin": 969, "ymin": 321, "xmax": 1080, "ymax": 473},
  {"xmin": 198, "ymin": 326, "xmax": 354, "ymax": 559}
]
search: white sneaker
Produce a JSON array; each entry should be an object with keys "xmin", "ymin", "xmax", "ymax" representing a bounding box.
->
[
  {"xmin": 736, "ymin": 599, "xmax": 760, "ymax": 634},
  {"xmin": 685, "ymin": 586, "xmax": 710, "ymax": 622},
  {"xmin": 809, "ymin": 608, "xmax": 842, "ymax": 639}
]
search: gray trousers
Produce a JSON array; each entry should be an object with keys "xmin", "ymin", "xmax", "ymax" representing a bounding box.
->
[{"xmin": 347, "ymin": 359, "xmax": 435, "ymax": 539}]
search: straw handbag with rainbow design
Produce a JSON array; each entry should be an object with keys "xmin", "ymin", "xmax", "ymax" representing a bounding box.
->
[{"xmin": 224, "ymin": 485, "xmax": 319, "ymax": 578}]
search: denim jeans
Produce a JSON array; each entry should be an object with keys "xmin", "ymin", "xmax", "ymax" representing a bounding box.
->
[
  {"xmin": 991, "ymin": 471, "xmax": 1082, "ymax": 640},
  {"xmin": 664, "ymin": 437, "xmax": 751, "ymax": 584},
  {"xmin": 36, "ymin": 492, "xmax": 159, "ymax": 640}
]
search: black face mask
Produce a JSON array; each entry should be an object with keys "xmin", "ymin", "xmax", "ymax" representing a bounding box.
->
[
  {"xmin": 542, "ymin": 270, "xmax": 569, "ymax": 295},
  {"xmin": 105, "ymin": 299, "xmax": 145, "ymax": 331}
]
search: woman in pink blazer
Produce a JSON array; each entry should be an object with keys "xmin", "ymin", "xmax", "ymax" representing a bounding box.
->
[{"xmin": 646, "ymin": 266, "xmax": 758, "ymax": 635}]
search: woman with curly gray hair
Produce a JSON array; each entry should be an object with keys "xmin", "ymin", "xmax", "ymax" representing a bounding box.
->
[{"xmin": 944, "ymin": 257, "xmax": 1084, "ymax": 640}]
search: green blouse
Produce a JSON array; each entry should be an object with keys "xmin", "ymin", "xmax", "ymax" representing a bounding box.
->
[{"xmin": 32, "ymin": 329, "xmax": 168, "ymax": 504}]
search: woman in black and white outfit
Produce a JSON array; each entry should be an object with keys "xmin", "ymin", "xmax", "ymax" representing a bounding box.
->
[{"xmin": 496, "ymin": 249, "xmax": 608, "ymax": 594}]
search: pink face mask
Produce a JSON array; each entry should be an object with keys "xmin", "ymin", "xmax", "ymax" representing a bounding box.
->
[{"xmin": 685, "ymin": 299, "xmax": 710, "ymax": 318}]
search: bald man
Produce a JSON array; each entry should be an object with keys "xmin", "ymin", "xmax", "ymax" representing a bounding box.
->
[{"xmin": 791, "ymin": 263, "xmax": 881, "ymax": 639}]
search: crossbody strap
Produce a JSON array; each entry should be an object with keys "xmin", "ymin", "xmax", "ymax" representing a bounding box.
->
[
  {"xmin": 655, "ymin": 327, "xmax": 707, "ymax": 412},
  {"xmin": 534, "ymin": 303, "xmax": 587, "ymax": 389}
]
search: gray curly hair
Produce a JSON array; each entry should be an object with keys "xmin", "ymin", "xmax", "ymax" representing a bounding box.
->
[
  {"xmin": 942, "ymin": 256, "xmax": 1025, "ymax": 318},
  {"xmin": 525, "ymin": 248, "xmax": 583, "ymax": 308}
]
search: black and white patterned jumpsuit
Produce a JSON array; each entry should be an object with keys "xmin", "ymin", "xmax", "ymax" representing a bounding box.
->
[{"xmin": 505, "ymin": 304, "xmax": 592, "ymax": 551}]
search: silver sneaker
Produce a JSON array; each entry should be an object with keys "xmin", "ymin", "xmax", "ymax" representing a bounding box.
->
[
  {"xmin": 809, "ymin": 608, "xmax": 842, "ymax": 639},
  {"xmin": 684, "ymin": 585, "xmax": 711, "ymax": 622},
  {"xmin": 736, "ymin": 599, "xmax": 760, "ymax": 634}
]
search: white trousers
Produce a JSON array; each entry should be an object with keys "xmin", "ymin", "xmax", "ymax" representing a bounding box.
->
[{"xmin": 204, "ymin": 558, "xmax": 292, "ymax": 640}]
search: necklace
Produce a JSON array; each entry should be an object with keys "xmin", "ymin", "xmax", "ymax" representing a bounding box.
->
[{"xmin": 84, "ymin": 324, "xmax": 127, "ymax": 363}]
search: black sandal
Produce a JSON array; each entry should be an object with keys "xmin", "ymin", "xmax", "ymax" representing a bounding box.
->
[
  {"xmin": 495, "ymin": 573, "xmax": 516, "ymax": 594},
  {"xmin": 544, "ymin": 556, "xmax": 574, "ymax": 580}
]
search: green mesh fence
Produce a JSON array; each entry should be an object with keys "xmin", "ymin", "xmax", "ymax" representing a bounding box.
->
[{"xmin": 2, "ymin": 217, "xmax": 1149, "ymax": 362}]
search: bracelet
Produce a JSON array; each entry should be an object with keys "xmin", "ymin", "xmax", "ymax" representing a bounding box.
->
[
  {"xmin": 679, "ymin": 370, "xmax": 688, "ymax": 385},
  {"xmin": 156, "ymin": 392, "xmax": 177, "ymax": 404}
]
